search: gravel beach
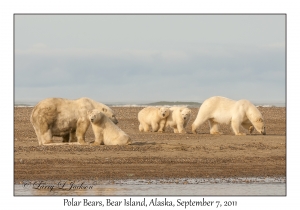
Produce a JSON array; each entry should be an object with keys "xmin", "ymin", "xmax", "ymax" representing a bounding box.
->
[{"xmin": 14, "ymin": 106, "xmax": 286, "ymax": 183}]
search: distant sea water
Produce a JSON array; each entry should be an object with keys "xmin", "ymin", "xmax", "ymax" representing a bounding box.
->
[
  {"xmin": 14, "ymin": 101, "xmax": 286, "ymax": 108},
  {"xmin": 15, "ymin": 177, "xmax": 285, "ymax": 196}
]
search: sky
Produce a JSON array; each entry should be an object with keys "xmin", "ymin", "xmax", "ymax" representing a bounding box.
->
[{"xmin": 14, "ymin": 14, "xmax": 286, "ymax": 105}]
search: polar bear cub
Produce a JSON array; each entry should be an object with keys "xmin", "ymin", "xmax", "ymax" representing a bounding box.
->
[
  {"xmin": 192, "ymin": 96, "xmax": 266, "ymax": 135},
  {"xmin": 165, "ymin": 107, "xmax": 191, "ymax": 133},
  {"xmin": 88, "ymin": 109, "xmax": 132, "ymax": 145},
  {"xmin": 138, "ymin": 106, "xmax": 170, "ymax": 132}
]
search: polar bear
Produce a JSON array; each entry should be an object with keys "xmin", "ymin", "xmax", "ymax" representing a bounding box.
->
[
  {"xmin": 164, "ymin": 107, "xmax": 191, "ymax": 133},
  {"xmin": 138, "ymin": 106, "xmax": 170, "ymax": 132},
  {"xmin": 30, "ymin": 97, "xmax": 118, "ymax": 145},
  {"xmin": 88, "ymin": 109, "xmax": 132, "ymax": 145},
  {"xmin": 191, "ymin": 96, "xmax": 266, "ymax": 135}
]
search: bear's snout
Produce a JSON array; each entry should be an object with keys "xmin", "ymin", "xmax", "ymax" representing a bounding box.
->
[
  {"xmin": 90, "ymin": 118, "xmax": 94, "ymax": 122},
  {"xmin": 163, "ymin": 114, "xmax": 165, "ymax": 117}
]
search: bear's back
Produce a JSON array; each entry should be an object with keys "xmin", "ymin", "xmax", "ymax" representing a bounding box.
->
[
  {"xmin": 31, "ymin": 98, "xmax": 72, "ymax": 120},
  {"xmin": 201, "ymin": 96, "xmax": 236, "ymax": 113},
  {"xmin": 138, "ymin": 107, "xmax": 158, "ymax": 118}
]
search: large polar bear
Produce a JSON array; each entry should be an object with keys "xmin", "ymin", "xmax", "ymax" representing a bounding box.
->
[
  {"xmin": 164, "ymin": 107, "xmax": 191, "ymax": 133},
  {"xmin": 191, "ymin": 96, "xmax": 266, "ymax": 135},
  {"xmin": 88, "ymin": 109, "xmax": 132, "ymax": 145},
  {"xmin": 138, "ymin": 106, "xmax": 170, "ymax": 132},
  {"xmin": 30, "ymin": 97, "xmax": 118, "ymax": 145}
]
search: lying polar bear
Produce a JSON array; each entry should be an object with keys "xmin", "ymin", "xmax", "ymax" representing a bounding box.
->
[
  {"xmin": 88, "ymin": 109, "xmax": 132, "ymax": 145},
  {"xmin": 192, "ymin": 96, "xmax": 266, "ymax": 135},
  {"xmin": 30, "ymin": 97, "xmax": 118, "ymax": 145},
  {"xmin": 138, "ymin": 106, "xmax": 170, "ymax": 132},
  {"xmin": 164, "ymin": 107, "xmax": 191, "ymax": 133}
]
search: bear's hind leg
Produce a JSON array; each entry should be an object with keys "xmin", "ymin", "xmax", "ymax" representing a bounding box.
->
[
  {"xmin": 192, "ymin": 115, "xmax": 208, "ymax": 134},
  {"xmin": 208, "ymin": 119, "xmax": 222, "ymax": 135},
  {"xmin": 140, "ymin": 122, "xmax": 150, "ymax": 132}
]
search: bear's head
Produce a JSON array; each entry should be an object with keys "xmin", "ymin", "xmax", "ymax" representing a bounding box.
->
[
  {"xmin": 101, "ymin": 107, "xmax": 118, "ymax": 124},
  {"xmin": 159, "ymin": 107, "xmax": 170, "ymax": 119},
  {"xmin": 87, "ymin": 109, "xmax": 103, "ymax": 124},
  {"xmin": 254, "ymin": 117, "xmax": 266, "ymax": 135},
  {"xmin": 180, "ymin": 108, "xmax": 191, "ymax": 121}
]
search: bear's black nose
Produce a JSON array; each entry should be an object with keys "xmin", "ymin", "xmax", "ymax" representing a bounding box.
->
[
  {"xmin": 163, "ymin": 114, "xmax": 165, "ymax": 117},
  {"xmin": 91, "ymin": 119, "xmax": 94, "ymax": 122}
]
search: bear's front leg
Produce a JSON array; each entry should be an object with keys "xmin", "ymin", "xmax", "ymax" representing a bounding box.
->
[
  {"xmin": 177, "ymin": 124, "xmax": 186, "ymax": 134},
  {"xmin": 170, "ymin": 124, "xmax": 178, "ymax": 133},
  {"xmin": 151, "ymin": 122, "xmax": 159, "ymax": 132},
  {"xmin": 41, "ymin": 129, "xmax": 54, "ymax": 145},
  {"xmin": 38, "ymin": 120, "xmax": 54, "ymax": 145},
  {"xmin": 241, "ymin": 121, "xmax": 254, "ymax": 135},
  {"xmin": 249, "ymin": 125, "xmax": 254, "ymax": 134},
  {"xmin": 231, "ymin": 118, "xmax": 246, "ymax": 136},
  {"xmin": 158, "ymin": 120, "xmax": 167, "ymax": 133}
]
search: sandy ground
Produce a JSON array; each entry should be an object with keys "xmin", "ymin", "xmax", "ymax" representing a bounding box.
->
[{"xmin": 14, "ymin": 106, "xmax": 286, "ymax": 183}]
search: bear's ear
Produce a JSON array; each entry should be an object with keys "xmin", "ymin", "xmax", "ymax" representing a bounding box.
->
[
  {"xmin": 102, "ymin": 108, "xmax": 107, "ymax": 112},
  {"xmin": 179, "ymin": 108, "xmax": 183, "ymax": 112}
]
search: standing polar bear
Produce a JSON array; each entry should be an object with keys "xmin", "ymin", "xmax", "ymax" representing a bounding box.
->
[
  {"xmin": 164, "ymin": 107, "xmax": 191, "ymax": 133},
  {"xmin": 138, "ymin": 107, "xmax": 170, "ymax": 132},
  {"xmin": 88, "ymin": 109, "xmax": 132, "ymax": 145},
  {"xmin": 192, "ymin": 96, "xmax": 266, "ymax": 135},
  {"xmin": 30, "ymin": 97, "xmax": 118, "ymax": 145}
]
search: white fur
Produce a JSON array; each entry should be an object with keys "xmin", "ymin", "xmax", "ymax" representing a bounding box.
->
[
  {"xmin": 164, "ymin": 107, "xmax": 191, "ymax": 133},
  {"xmin": 88, "ymin": 109, "xmax": 132, "ymax": 145},
  {"xmin": 138, "ymin": 107, "xmax": 170, "ymax": 132},
  {"xmin": 192, "ymin": 96, "xmax": 266, "ymax": 135}
]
